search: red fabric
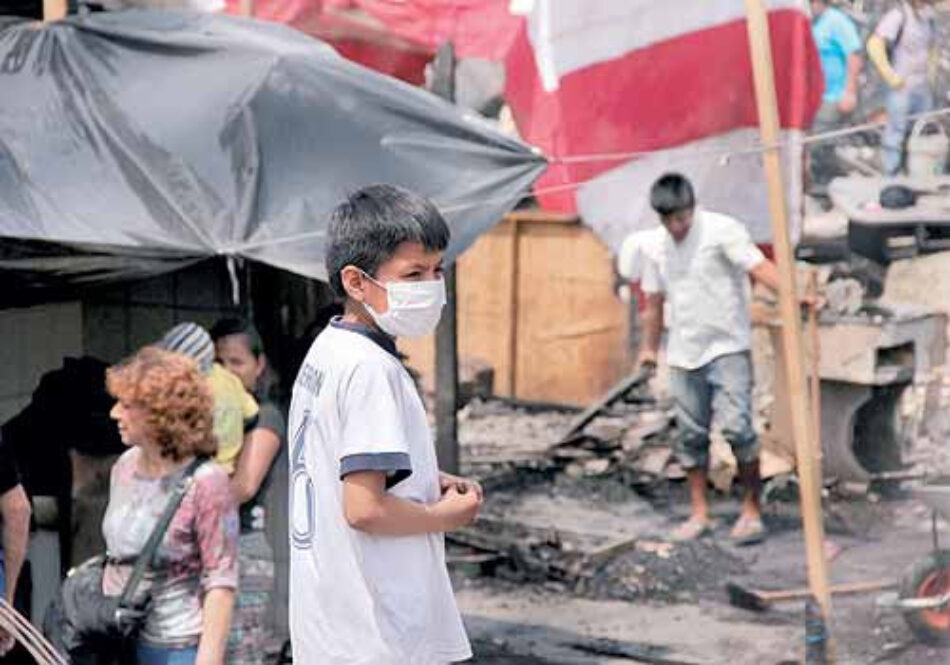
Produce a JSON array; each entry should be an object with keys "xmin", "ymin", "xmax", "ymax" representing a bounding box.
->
[
  {"xmin": 505, "ymin": 9, "xmax": 823, "ymax": 213},
  {"xmin": 226, "ymin": 1, "xmax": 523, "ymax": 82},
  {"xmin": 324, "ymin": 0, "xmax": 521, "ymax": 60}
]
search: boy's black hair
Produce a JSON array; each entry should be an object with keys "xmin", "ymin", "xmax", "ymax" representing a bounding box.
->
[
  {"xmin": 649, "ymin": 173, "xmax": 696, "ymax": 217},
  {"xmin": 210, "ymin": 317, "xmax": 264, "ymax": 358},
  {"xmin": 325, "ymin": 184, "xmax": 450, "ymax": 298}
]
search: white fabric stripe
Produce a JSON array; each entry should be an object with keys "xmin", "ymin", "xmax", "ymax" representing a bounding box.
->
[
  {"xmin": 575, "ymin": 128, "xmax": 804, "ymax": 251},
  {"xmin": 526, "ymin": 0, "xmax": 809, "ymax": 92}
]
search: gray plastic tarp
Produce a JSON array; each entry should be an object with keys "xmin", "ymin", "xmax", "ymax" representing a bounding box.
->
[{"xmin": 0, "ymin": 10, "xmax": 546, "ymax": 299}]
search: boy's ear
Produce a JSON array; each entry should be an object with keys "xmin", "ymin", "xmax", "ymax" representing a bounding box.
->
[{"xmin": 339, "ymin": 265, "xmax": 368, "ymax": 302}]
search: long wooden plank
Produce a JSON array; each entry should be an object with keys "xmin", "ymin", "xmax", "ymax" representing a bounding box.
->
[
  {"xmin": 743, "ymin": 0, "xmax": 834, "ymax": 644},
  {"xmin": 556, "ymin": 365, "xmax": 653, "ymax": 445}
]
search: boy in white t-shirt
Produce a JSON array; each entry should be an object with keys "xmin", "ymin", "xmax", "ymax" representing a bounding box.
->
[{"xmin": 288, "ymin": 184, "xmax": 482, "ymax": 664}]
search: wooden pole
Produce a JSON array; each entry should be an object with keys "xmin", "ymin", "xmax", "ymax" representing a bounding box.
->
[
  {"xmin": 507, "ymin": 217, "xmax": 521, "ymax": 396},
  {"xmin": 431, "ymin": 42, "xmax": 460, "ymax": 473},
  {"xmin": 743, "ymin": 0, "xmax": 834, "ymax": 631},
  {"xmin": 43, "ymin": 0, "xmax": 67, "ymax": 21},
  {"xmin": 808, "ymin": 272, "xmax": 822, "ymax": 449}
]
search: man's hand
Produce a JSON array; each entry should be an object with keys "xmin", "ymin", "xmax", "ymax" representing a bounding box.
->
[
  {"xmin": 439, "ymin": 472, "xmax": 483, "ymax": 501},
  {"xmin": 885, "ymin": 72, "xmax": 904, "ymax": 90},
  {"xmin": 432, "ymin": 484, "xmax": 482, "ymax": 531},
  {"xmin": 637, "ymin": 349, "xmax": 658, "ymax": 371},
  {"xmin": 800, "ymin": 293, "xmax": 826, "ymax": 313},
  {"xmin": 837, "ymin": 89, "xmax": 858, "ymax": 114}
]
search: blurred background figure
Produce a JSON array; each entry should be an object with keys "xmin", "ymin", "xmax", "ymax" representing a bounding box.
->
[
  {"xmin": 809, "ymin": 0, "xmax": 864, "ymax": 185},
  {"xmin": 211, "ymin": 318, "xmax": 286, "ymax": 664}
]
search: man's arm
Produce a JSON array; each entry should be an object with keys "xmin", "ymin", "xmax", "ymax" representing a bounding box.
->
[
  {"xmin": 867, "ymin": 36, "xmax": 902, "ymax": 88},
  {"xmin": 867, "ymin": 9, "xmax": 904, "ymax": 89},
  {"xmin": 839, "ymin": 52, "xmax": 863, "ymax": 113},
  {"xmin": 749, "ymin": 259, "xmax": 781, "ymax": 294},
  {"xmin": 343, "ymin": 471, "xmax": 481, "ymax": 536},
  {"xmin": 1, "ymin": 485, "xmax": 31, "ymax": 603},
  {"xmin": 749, "ymin": 260, "xmax": 823, "ymax": 310},
  {"xmin": 637, "ymin": 292, "xmax": 665, "ymax": 367}
]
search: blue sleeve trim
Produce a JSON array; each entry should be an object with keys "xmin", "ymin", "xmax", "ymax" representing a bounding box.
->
[{"xmin": 340, "ymin": 452, "xmax": 412, "ymax": 489}]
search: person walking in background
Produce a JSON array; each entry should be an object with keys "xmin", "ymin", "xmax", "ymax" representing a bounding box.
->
[
  {"xmin": 809, "ymin": 0, "xmax": 863, "ymax": 183},
  {"xmin": 637, "ymin": 173, "xmax": 797, "ymax": 546},
  {"xmin": 210, "ymin": 318, "xmax": 285, "ymax": 664},
  {"xmin": 867, "ymin": 0, "xmax": 938, "ymax": 175},
  {"xmin": 102, "ymin": 347, "xmax": 238, "ymax": 665}
]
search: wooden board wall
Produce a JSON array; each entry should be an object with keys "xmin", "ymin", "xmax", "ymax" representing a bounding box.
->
[{"xmin": 400, "ymin": 211, "xmax": 631, "ymax": 406}]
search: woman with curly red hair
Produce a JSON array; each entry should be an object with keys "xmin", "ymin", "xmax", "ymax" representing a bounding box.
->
[{"xmin": 100, "ymin": 347, "xmax": 238, "ymax": 665}]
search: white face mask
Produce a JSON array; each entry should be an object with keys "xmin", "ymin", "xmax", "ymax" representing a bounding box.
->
[{"xmin": 362, "ymin": 273, "xmax": 446, "ymax": 338}]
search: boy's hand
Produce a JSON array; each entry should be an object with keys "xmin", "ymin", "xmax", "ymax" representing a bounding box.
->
[
  {"xmin": 433, "ymin": 484, "xmax": 482, "ymax": 531},
  {"xmin": 439, "ymin": 471, "xmax": 483, "ymax": 501},
  {"xmin": 0, "ymin": 630, "xmax": 14, "ymax": 657}
]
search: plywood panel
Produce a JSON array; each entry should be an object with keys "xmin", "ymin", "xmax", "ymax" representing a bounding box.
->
[
  {"xmin": 514, "ymin": 220, "xmax": 630, "ymax": 404},
  {"xmin": 400, "ymin": 219, "xmax": 517, "ymax": 395},
  {"xmin": 400, "ymin": 212, "xmax": 630, "ymax": 405},
  {"xmin": 457, "ymin": 221, "xmax": 519, "ymax": 395}
]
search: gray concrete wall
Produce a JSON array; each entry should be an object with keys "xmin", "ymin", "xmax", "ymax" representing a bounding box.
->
[{"xmin": 0, "ymin": 302, "xmax": 83, "ymax": 424}]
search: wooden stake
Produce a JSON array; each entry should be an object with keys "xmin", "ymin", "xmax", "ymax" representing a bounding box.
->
[
  {"xmin": 743, "ymin": 0, "xmax": 834, "ymax": 633},
  {"xmin": 507, "ymin": 216, "xmax": 521, "ymax": 396},
  {"xmin": 808, "ymin": 272, "xmax": 822, "ymax": 450},
  {"xmin": 431, "ymin": 42, "xmax": 460, "ymax": 473}
]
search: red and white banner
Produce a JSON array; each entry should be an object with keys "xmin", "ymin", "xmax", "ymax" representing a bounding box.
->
[{"xmin": 505, "ymin": 0, "xmax": 824, "ymax": 250}]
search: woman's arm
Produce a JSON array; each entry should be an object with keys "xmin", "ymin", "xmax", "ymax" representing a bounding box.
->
[
  {"xmin": 195, "ymin": 587, "xmax": 235, "ymax": 665},
  {"xmin": 192, "ymin": 468, "xmax": 240, "ymax": 665},
  {"xmin": 230, "ymin": 426, "xmax": 281, "ymax": 504}
]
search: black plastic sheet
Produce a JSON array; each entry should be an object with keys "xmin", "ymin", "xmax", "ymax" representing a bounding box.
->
[{"xmin": 0, "ymin": 10, "xmax": 545, "ymax": 302}]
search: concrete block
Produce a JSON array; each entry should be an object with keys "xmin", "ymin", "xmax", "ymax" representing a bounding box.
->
[
  {"xmin": 883, "ymin": 251, "xmax": 950, "ymax": 340},
  {"xmin": 817, "ymin": 304, "xmax": 946, "ymax": 385}
]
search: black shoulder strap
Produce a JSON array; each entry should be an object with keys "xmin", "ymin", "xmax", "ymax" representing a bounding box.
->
[
  {"xmin": 892, "ymin": 4, "xmax": 907, "ymax": 53},
  {"xmin": 117, "ymin": 456, "xmax": 207, "ymax": 607}
]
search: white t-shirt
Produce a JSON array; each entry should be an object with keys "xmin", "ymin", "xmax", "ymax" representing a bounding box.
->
[
  {"xmin": 641, "ymin": 209, "xmax": 764, "ymax": 370},
  {"xmin": 287, "ymin": 320, "xmax": 472, "ymax": 665},
  {"xmin": 617, "ymin": 226, "xmax": 665, "ymax": 282}
]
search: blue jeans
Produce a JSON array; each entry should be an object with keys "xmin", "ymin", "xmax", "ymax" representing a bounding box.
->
[
  {"xmin": 136, "ymin": 644, "xmax": 198, "ymax": 665},
  {"xmin": 882, "ymin": 84, "xmax": 934, "ymax": 176},
  {"xmin": 669, "ymin": 352, "xmax": 759, "ymax": 470}
]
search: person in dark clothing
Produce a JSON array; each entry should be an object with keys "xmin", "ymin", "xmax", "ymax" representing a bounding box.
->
[{"xmin": 210, "ymin": 318, "xmax": 285, "ymax": 664}]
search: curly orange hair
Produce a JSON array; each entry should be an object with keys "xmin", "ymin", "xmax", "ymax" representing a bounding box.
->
[{"xmin": 106, "ymin": 346, "xmax": 217, "ymax": 461}]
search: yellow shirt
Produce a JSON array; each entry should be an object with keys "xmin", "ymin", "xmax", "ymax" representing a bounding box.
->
[{"xmin": 207, "ymin": 363, "xmax": 258, "ymax": 474}]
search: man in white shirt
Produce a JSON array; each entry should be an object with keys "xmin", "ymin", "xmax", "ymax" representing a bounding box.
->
[
  {"xmin": 288, "ymin": 184, "xmax": 482, "ymax": 664},
  {"xmin": 638, "ymin": 173, "xmax": 785, "ymax": 545}
]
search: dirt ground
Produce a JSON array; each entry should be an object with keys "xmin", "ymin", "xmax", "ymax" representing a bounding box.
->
[
  {"xmin": 453, "ymin": 404, "xmax": 950, "ymax": 665},
  {"xmin": 457, "ymin": 491, "xmax": 948, "ymax": 664}
]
